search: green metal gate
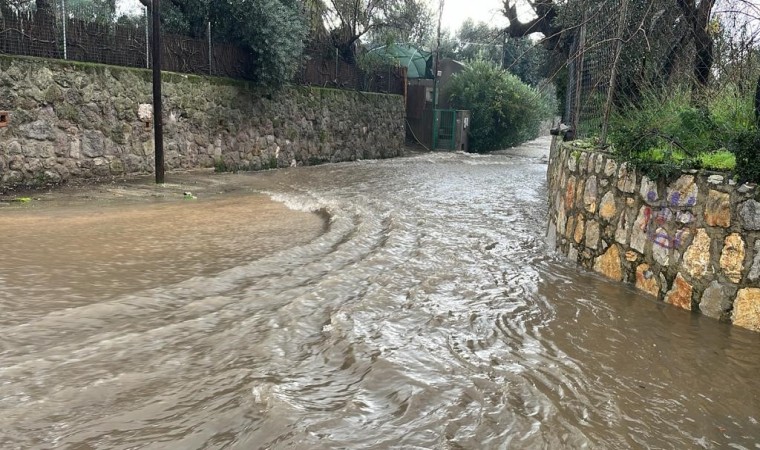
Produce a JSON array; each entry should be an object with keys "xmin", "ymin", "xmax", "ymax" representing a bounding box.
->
[{"xmin": 433, "ymin": 109, "xmax": 457, "ymax": 151}]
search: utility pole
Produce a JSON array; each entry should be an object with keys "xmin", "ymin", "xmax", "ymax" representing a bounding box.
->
[
  {"xmin": 151, "ymin": 0, "xmax": 164, "ymax": 184},
  {"xmin": 432, "ymin": 0, "xmax": 444, "ymax": 150}
]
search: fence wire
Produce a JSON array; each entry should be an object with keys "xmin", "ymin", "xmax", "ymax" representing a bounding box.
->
[
  {"xmin": 0, "ymin": 1, "xmax": 405, "ymax": 95},
  {"xmin": 563, "ymin": 0, "xmax": 759, "ymax": 142}
]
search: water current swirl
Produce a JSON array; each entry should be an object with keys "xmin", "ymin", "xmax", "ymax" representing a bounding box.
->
[{"xmin": 0, "ymin": 138, "xmax": 758, "ymax": 449}]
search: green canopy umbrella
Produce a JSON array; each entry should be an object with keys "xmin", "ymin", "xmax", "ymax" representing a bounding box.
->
[{"xmin": 368, "ymin": 44, "xmax": 433, "ymax": 79}]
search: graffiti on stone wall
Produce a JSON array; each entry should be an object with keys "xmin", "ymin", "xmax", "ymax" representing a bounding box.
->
[{"xmin": 640, "ymin": 206, "xmax": 686, "ymax": 249}]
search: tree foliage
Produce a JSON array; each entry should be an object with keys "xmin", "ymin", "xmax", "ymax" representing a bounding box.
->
[
  {"xmin": 321, "ymin": 0, "xmax": 432, "ymax": 61},
  {"xmin": 447, "ymin": 60, "xmax": 553, "ymax": 152},
  {"xmin": 500, "ymin": 0, "xmax": 725, "ymax": 102},
  {"xmin": 431, "ymin": 19, "xmax": 548, "ymax": 86},
  {"xmin": 215, "ymin": 0, "xmax": 305, "ymax": 86},
  {"xmin": 139, "ymin": 0, "xmax": 306, "ymax": 86}
]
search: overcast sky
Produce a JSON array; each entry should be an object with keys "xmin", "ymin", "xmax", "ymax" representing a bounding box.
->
[{"xmin": 438, "ymin": 0, "xmax": 509, "ymax": 33}]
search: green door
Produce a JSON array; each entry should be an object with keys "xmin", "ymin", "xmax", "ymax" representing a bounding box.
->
[{"xmin": 433, "ymin": 109, "xmax": 456, "ymax": 151}]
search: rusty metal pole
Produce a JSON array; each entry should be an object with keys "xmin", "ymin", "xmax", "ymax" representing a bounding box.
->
[{"xmin": 152, "ymin": 0, "xmax": 164, "ymax": 184}]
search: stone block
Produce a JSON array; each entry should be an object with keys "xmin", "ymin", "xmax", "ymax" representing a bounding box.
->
[
  {"xmin": 586, "ymin": 220, "xmax": 600, "ymax": 250},
  {"xmin": 599, "ymin": 191, "xmax": 616, "ymax": 221},
  {"xmin": 674, "ymin": 229, "xmax": 692, "ymax": 251},
  {"xmin": 666, "ymin": 175, "xmax": 698, "ymax": 207},
  {"xmin": 704, "ymin": 190, "xmax": 731, "ymax": 228},
  {"xmin": 567, "ymin": 153, "xmax": 577, "ymax": 172},
  {"xmin": 700, "ymin": 281, "xmax": 735, "ymax": 320},
  {"xmin": 707, "ymin": 174, "xmax": 724, "ymax": 185},
  {"xmin": 567, "ymin": 246, "xmax": 579, "ymax": 262},
  {"xmin": 635, "ymin": 264, "xmax": 660, "ymax": 297},
  {"xmin": 583, "ymin": 176, "xmax": 598, "ymax": 213},
  {"xmin": 574, "ymin": 215, "xmax": 586, "ymax": 244},
  {"xmin": 733, "ymin": 288, "xmax": 760, "ymax": 332},
  {"xmin": 7, "ymin": 141, "xmax": 22, "ymax": 155},
  {"xmin": 737, "ymin": 184, "xmax": 755, "ymax": 195},
  {"xmin": 630, "ymin": 206, "xmax": 649, "ymax": 253},
  {"xmin": 719, "ymin": 233, "xmax": 745, "ymax": 283},
  {"xmin": 594, "ymin": 245, "xmax": 623, "ymax": 281},
  {"xmin": 604, "ymin": 159, "xmax": 617, "ymax": 177},
  {"xmin": 556, "ymin": 200, "xmax": 567, "ymax": 238},
  {"xmin": 739, "ymin": 200, "xmax": 760, "ymax": 231},
  {"xmin": 617, "ymin": 162, "xmax": 636, "ymax": 193},
  {"xmin": 565, "ymin": 216, "xmax": 576, "ymax": 239},
  {"xmin": 682, "ymin": 228, "xmax": 712, "ymax": 279},
  {"xmin": 664, "ymin": 273, "xmax": 693, "ymax": 310},
  {"xmin": 652, "ymin": 228, "xmax": 670, "ymax": 267},
  {"xmin": 594, "ymin": 154, "xmax": 604, "ymax": 173},
  {"xmin": 676, "ymin": 211, "xmax": 694, "ymax": 224},
  {"xmin": 578, "ymin": 152, "xmax": 588, "ymax": 173},
  {"xmin": 19, "ymin": 119, "xmax": 55, "ymax": 141},
  {"xmin": 748, "ymin": 241, "xmax": 760, "ymax": 282},
  {"xmin": 575, "ymin": 179, "xmax": 585, "ymax": 210},
  {"xmin": 565, "ymin": 176, "xmax": 576, "ymax": 210},
  {"xmin": 639, "ymin": 176, "xmax": 659, "ymax": 205},
  {"xmin": 615, "ymin": 208, "xmax": 631, "ymax": 245},
  {"xmin": 81, "ymin": 130, "xmax": 106, "ymax": 158}
]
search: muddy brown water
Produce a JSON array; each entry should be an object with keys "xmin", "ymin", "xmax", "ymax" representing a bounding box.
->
[{"xmin": 1, "ymin": 138, "xmax": 759, "ymax": 449}]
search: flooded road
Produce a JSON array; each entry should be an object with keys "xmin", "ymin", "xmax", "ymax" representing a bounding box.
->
[{"xmin": 1, "ymin": 137, "xmax": 759, "ymax": 449}]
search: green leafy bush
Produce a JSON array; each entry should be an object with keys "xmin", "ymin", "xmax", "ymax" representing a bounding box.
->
[
  {"xmin": 162, "ymin": 0, "xmax": 306, "ymax": 87},
  {"xmin": 699, "ymin": 151, "xmax": 736, "ymax": 171},
  {"xmin": 609, "ymin": 85, "xmax": 757, "ymax": 181},
  {"xmin": 734, "ymin": 130, "xmax": 760, "ymax": 183},
  {"xmin": 447, "ymin": 60, "xmax": 553, "ymax": 152}
]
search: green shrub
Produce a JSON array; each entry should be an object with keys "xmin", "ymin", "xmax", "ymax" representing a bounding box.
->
[
  {"xmin": 734, "ymin": 130, "xmax": 760, "ymax": 183},
  {"xmin": 609, "ymin": 84, "xmax": 758, "ymax": 181},
  {"xmin": 447, "ymin": 60, "xmax": 553, "ymax": 152},
  {"xmin": 699, "ymin": 150, "xmax": 736, "ymax": 171}
]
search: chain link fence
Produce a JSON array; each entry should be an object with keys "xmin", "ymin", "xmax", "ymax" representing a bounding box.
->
[
  {"xmin": 0, "ymin": 0, "xmax": 405, "ymax": 94},
  {"xmin": 562, "ymin": 0, "xmax": 759, "ymax": 143},
  {"xmin": 294, "ymin": 44, "xmax": 406, "ymax": 94}
]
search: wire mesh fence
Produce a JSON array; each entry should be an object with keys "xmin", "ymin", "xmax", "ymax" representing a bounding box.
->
[
  {"xmin": 562, "ymin": 0, "xmax": 759, "ymax": 144},
  {"xmin": 0, "ymin": 0, "xmax": 405, "ymax": 95},
  {"xmin": 294, "ymin": 44, "xmax": 406, "ymax": 94}
]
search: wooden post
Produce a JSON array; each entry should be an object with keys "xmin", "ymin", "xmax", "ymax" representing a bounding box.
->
[{"xmin": 152, "ymin": 0, "xmax": 164, "ymax": 184}]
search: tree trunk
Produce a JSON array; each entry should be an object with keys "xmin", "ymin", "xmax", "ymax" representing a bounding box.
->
[
  {"xmin": 35, "ymin": 0, "xmax": 53, "ymax": 13},
  {"xmin": 692, "ymin": 27, "xmax": 713, "ymax": 91},
  {"xmin": 755, "ymin": 74, "xmax": 760, "ymax": 126}
]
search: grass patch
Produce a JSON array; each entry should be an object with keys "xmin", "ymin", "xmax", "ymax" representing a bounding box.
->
[
  {"xmin": 699, "ymin": 151, "xmax": 736, "ymax": 171},
  {"xmin": 608, "ymin": 84, "xmax": 756, "ymax": 181}
]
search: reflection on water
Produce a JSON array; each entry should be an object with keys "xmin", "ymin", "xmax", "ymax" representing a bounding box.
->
[{"xmin": 1, "ymin": 138, "xmax": 759, "ymax": 449}]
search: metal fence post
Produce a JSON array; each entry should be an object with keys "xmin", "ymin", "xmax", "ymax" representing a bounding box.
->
[
  {"xmin": 145, "ymin": 5, "xmax": 149, "ymax": 68},
  {"xmin": 60, "ymin": 0, "xmax": 67, "ymax": 59},
  {"xmin": 571, "ymin": 10, "xmax": 587, "ymax": 137},
  {"xmin": 207, "ymin": 21, "xmax": 212, "ymax": 75},
  {"xmin": 600, "ymin": 0, "xmax": 628, "ymax": 146}
]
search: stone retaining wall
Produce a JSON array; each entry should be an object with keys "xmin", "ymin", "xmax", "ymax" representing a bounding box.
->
[
  {"xmin": 0, "ymin": 56, "xmax": 405, "ymax": 190},
  {"xmin": 547, "ymin": 138, "xmax": 760, "ymax": 332}
]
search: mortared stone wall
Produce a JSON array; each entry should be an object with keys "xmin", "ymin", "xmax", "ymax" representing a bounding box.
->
[{"xmin": 547, "ymin": 138, "xmax": 760, "ymax": 332}]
